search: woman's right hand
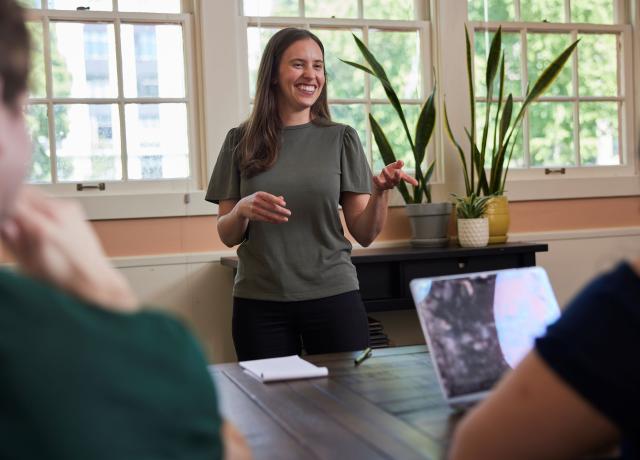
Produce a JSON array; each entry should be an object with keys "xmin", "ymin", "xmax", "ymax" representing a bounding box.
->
[{"xmin": 236, "ymin": 192, "xmax": 290, "ymax": 224}]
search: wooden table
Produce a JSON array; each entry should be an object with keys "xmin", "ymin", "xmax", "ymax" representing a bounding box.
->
[
  {"xmin": 221, "ymin": 243, "xmax": 548, "ymax": 312},
  {"xmin": 210, "ymin": 346, "xmax": 462, "ymax": 460}
]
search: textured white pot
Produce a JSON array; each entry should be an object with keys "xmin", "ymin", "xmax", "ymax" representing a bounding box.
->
[{"xmin": 457, "ymin": 218, "xmax": 489, "ymax": 248}]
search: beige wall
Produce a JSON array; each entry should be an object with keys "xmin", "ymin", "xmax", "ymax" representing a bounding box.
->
[{"xmin": 89, "ymin": 196, "xmax": 640, "ymax": 258}]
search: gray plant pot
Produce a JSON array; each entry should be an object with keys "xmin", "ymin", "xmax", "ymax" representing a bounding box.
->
[{"xmin": 405, "ymin": 202, "xmax": 453, "ymax": 248}]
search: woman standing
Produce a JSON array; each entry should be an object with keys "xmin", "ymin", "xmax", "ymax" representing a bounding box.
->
[{"xmin": 206, "ymin": 28, "xmax": 416, "ymax": 361}]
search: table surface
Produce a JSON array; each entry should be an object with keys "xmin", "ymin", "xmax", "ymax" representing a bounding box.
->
[{"xmin": 210, "ymin": 346, "xmax": 462, "ymax": 460}]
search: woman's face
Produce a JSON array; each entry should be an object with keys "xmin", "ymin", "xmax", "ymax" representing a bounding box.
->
[
  {"xmin": 0, "ymin": 93, "xmax": 30, "ymax": 222},
  {"xmin": 276, "ymin": 38, "xmax": 325, "ymax": 119}
]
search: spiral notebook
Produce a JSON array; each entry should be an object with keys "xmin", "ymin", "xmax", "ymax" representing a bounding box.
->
[{"xmin": 239, "ymin": 355, "xmax": 329, "ymax": 383}]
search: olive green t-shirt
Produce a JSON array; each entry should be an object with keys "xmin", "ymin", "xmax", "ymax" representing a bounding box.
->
[
  {"xmin": 206, "ymin": 121, "xmax": 372, "ymax": 301},
  {"xmin": 0, "ymin": 270, "xmax": 223, "ymax": 460}
]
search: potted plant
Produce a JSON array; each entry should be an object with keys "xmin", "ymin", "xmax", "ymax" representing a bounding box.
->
[
  {"xmin": 342, "ymin": 35, "xmax": 452, "ymax": 247},
  {"xmin": 453, "ymin": 193, "xmax": 492, "ymax": 248},
  {"xmin": 444, "ymin": 26, "xmax": 578, "ymax": 243}
]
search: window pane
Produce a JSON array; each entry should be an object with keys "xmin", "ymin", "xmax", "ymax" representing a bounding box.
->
[
  {"xmin": 18, "ymin": 0, "xmax": 41, "ymax": 8},
  {"xmin": 122, "ymin": 24, "xmax": 185, "ymax": 98},
  {"xmin": 48, "ymin": 0, "xmax": 112, "ymax": 11},
  {"xmin": 467, "ymin": 0, "xmax": 515, "ymax": 21},
  {"xmin": 118, "ymin": 0, "xmax": 181, "ymax": 13},
  {"xmin": 312, "ymin": 29, "xmax": 364, "ymax": 99},
  {"xmin": 521, "ymin": 0, "xmax": 564, "ymax": 22},
  {"xmin": 27, "ymin": 22, "xmax": 46, "ymax": 98},
  {"xmin": 527, "ymin": 33, "xmax": 572, "ymax": 97},
  {"xmin": 369, "ymin": 30, "xmax": 421, "ymax": 100},
  {"xmin": 125, "ymin": 104, "xmax": 189, "ymax": 180},
  {"xmin": 243, "ymin": 0, "xmax": 299, "ymax": 16},
  {"xmin": 330, "ymin": 104, "xmax": 367, "ymax": 152},
  {"xmin": 571, "ymin": 0, "xmax": 613, "ymax": 24},
  {"xmin": 50, "ymin": 22, "xmax": 117, "ymax": 98},
  {"xmin": 26, "ymin": 104, "xmax": 51, "ymax": 183},
  {"xmin": 364, "ymin": 0, "xmax": 414, "ymax": 20},
  {"xmin": 306, "ymin": 0, "xmax": 357, "ymax": 18},
  {"xmin": 247, "ymin": 27, "xmax": 280, "ymax": 98},
  {"xmin": 55, "ymin": 104, "xmax": 122, "ymax": 181},
  {"xmin": 474, "ymin": 30, "xmax": 521, "ymax": 99},
  {"xmin": 578, "ymin": 33, "xmax": 617, "ymax": 97},
  {"xmin": 370, "ymin": 103, "xmax": 420, "ymax": 171},
  {"xmin": 476, "ymin": 101, "xmax": 525, "ymax": 168},
  {"xmin": 529, "ymin": 102, "xmax": 574, "ymax": 166},
  {"xmin": 579, "ymin": 102, "xmax": 619, "ymax": 166}
]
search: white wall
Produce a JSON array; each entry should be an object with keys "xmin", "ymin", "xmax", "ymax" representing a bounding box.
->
[{"xmin": 115, "ymin": 228, "xmax": 640, "ymax": 363}]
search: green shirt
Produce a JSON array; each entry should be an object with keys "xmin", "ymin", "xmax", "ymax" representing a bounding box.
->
[
  {"xmin": 206, "ymin": 121, "xmax": 372, "ymax": 301},
  {"xmin": 0, "ymin": 270, "xmax": 223, "ymax": 460}
]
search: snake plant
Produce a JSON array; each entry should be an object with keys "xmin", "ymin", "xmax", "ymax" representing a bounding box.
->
[
  {"xmin": 341, "ymin": 34, "xmax": 437, "ymax": 204},
  {"xmin": 444, "ymin": 26, "xmax": 579, "ymax": 196}
]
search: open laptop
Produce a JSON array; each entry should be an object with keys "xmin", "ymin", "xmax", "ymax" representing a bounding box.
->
[{"xmin": 409, "ymin": 266, "xmax": 561, "ymax": 408}]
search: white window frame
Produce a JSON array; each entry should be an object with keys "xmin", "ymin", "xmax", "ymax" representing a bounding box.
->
[
  {"xmin": 240, "ymin": 15, "xmax": 433, "ymax": 170},
  {"xmin": 437, "ymin": 0, "xmax": 639, "ymax": 201},
  {"xmin": 28, "ymin": 0, "xmax": 638, "ymax": 219},
  {"xmin": 23, "ymin": 1, "xmax": 212, "ymax": 219}
]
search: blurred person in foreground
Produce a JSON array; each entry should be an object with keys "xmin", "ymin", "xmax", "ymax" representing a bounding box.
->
[
  {"xmin": 449, "ymin": 255, "xmax": 640, "ymax": 458},
  {"xmin": 0, "ymin": 1, "xmax": 249, "ymax": 458}
]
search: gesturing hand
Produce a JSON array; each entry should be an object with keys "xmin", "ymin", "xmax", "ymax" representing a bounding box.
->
[
  {"xmin": 237, "ymin": 191, "xmax": 291, "ymax": 224},
  {"xmin": 373, "ymin": 160, "xmax": 419, "ymax": 193},
  {"xmin": 0, "ymin": 187, "xmax": 138, "ymax": 312}
]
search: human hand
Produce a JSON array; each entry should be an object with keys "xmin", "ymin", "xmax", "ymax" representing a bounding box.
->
[
  {"xmin": 372, "ymin": 160, "xmax": 419, "ymax": 193},
  {"xmin": 0, "ymin": 187, "xmax": 138, "ymax": 312},
  {"xmin": 237, "ymin": 191, "xmax": 290, "ymax": 224}
]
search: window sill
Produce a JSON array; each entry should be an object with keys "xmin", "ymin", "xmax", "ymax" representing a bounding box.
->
[
  {"xmin": 385, "ymin": 175, "xmax": 640, "ymax": 207},
  {"xmin": 48, "ymin": 189, "xmax": 216, "ymax": 220},
  {"xmin": 40, "ymin": 174, "xmax": 639, "ymax": 220}
]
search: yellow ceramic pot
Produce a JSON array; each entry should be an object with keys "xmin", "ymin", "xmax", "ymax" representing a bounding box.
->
[{"xmin": 486, "ymin": 195, "xmax": 510, "ymax": 244}]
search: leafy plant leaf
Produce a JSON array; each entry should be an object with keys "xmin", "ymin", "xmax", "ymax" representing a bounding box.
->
[
  {"xmin": 415, "ymin": 85, "xmax": 436, "ymax": 168},
  {"xmin": 339, "ymin": 59, "xmax": 375, "ymax": 76},
  {"xmin": 351, "ymin": 34, "xmax": 416, "ymax": 154},
  {"xmin": 369, "ymin": 114, "xmax": 412, "ymax": 203},
  {"xmin": 443, "ymin": 101, "xmax": 472, "ymax": 196}
]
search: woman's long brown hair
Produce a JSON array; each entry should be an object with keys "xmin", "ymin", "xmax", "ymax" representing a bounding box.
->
[{"xmin": 237, "ymin": 28, "xmax": 331, "ymax": 178}]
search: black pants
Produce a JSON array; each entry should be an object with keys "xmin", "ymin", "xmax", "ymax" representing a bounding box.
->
[{"xmin": 232, "ymin": 290, "xmax": 369, "ymax": 361}]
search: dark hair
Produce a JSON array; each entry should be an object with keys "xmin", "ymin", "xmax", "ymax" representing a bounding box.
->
[
  {"xmin": 0, "ymin": 0, "xmax": 30, "ymax": 111},
  {"xmin": 237, "ymin": 28, "xmax": 331, "ymax": 178}
]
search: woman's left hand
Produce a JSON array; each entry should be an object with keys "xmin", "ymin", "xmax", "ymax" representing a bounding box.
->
[{"xmin": 373, "ymin": 160, "xmax": 419, "ymax": 193}]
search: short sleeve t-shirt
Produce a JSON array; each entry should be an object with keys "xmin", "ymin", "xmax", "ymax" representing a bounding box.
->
[
  {"xmin": 535, "ymin": 262, "xmax": 640, "ymax": 459},
  {"xmin": 0, "ymin": 270, "xmax": 223, "ymax": 460},
  {"xmin": 206, "ymin": 121, "xmax": 372, "ymax": 301}
]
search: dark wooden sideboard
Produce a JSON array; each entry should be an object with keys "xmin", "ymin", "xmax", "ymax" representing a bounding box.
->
[{"xmin": 220, "ymin": 242, "xmax": 548, "ymax": 312}]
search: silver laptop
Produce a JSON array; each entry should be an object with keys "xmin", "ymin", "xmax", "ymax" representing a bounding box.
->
[{"xmin": 409, "ymin": 266, "xmax": 561, "ymax": 408}]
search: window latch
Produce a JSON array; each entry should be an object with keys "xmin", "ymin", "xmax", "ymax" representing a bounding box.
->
[
  {"xmin": 76, "ymin": 182, "xmax": 106, "ymax": 191},
  {"xmin": 544, "ymin": 168, "xmax": 566, "ymax": 175},
  {"xmin": 76, "ymin": 6, "xmax": 90, "ymax": 10}
]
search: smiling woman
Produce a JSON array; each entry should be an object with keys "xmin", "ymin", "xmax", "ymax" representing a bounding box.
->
[{"xmin": 205, "ymin": 27, "xmax": 417, "ymax": 361}]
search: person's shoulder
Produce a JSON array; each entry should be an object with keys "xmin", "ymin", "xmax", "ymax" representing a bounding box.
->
[
  {"xmin": 225, "ymin": 125, "xmax": 245, "ymax": 144},
  {"xmin": 584, "ymin": 262, "xmax": 639, "ymax": 296},
  {"xmin": 311, "ymin": 120, "xmax": 362, "ymax": 142},
  {"xmin": 310, "ymin": 118, "xmax": 350, "ymax": 132}
]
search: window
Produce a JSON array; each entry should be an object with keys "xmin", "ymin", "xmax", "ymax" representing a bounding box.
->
[
  {"xmin": 22, "ymin": 0, "xmax": 196, "ymax": 191},
  {"xmin": 468, "ymin": 0, "xmax": 634, "ymax": 174},
  {"xmin": 241, "ymin": 0, "xmax": 432, "ymax": 172}
]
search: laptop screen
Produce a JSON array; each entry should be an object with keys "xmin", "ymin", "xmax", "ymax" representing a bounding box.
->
[{"xmin": 410, "ymin": 267, "xmax": 560, "ymax": 399}]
